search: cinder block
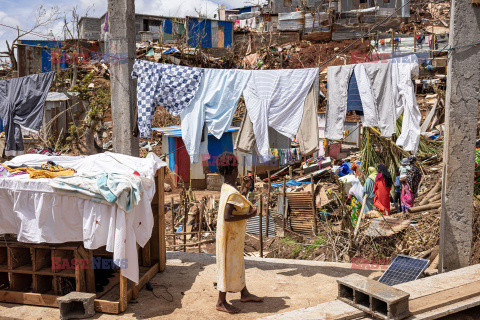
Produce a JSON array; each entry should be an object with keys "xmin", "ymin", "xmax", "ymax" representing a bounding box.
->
[
  {"xmin": 337, "ymin": 274, "xmax": 410, "ymax": 320},
  {"xmin": 57, "ymin": 292, "xmax": 96, "ymax": 320}
]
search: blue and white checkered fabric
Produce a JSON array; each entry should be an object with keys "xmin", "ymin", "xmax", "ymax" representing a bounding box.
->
[{"xmin": 132, "ymin": 60, "xmax": 203, "ymax": 139}]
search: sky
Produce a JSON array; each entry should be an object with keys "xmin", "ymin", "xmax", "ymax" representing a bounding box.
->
[{"xmin": 0, "ymin": 0, "xmax": 264, "ymax": 62}]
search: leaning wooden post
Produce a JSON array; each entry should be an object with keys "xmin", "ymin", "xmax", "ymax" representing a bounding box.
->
[
  {"xmin": 282, "ymin": 176, "xmax": 287, "ymax": 233},
  {"xmin": 183, "ymin": 196, "xmax": 188, "ymax": 253},
  {"xmin": 198, "ymin": 200, "xmax": 203, "ymax": 253},
  {"xmin": 159, "ymin": 166, "xmax": 166, "ymax": 271},
  {"xmin": 266, "ymin": 171, "xmax": 271, "ymax": 238},
  {"xmin": 311, "ymin": 174, "xmax": 318, "ymax": 235},
  {"xmin": 259, "ymin": 196, "xmax": 264, "ymax": 258},
  {"xmin": 354, "ymin": 195, "xmax": 368, "ymax": 239},
  {"xmin": 171, "ymin": 197, "xmax": 175, "ymax": 249}
]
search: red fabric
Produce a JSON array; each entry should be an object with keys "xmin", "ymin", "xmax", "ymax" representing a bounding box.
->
[{"xmin": 374, "ymin": 173, "xmax": 391, "ymax": 215}]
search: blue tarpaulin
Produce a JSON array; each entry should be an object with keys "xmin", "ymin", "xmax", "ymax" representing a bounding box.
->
[
  {"xmin": 272, "ymin": 180, "xmax": 310, "ymax": 188},
  {"xmin": 163, "ymin": 20, "xmax": 173, "ymax": 34}
]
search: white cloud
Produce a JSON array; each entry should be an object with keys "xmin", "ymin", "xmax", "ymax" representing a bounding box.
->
[{"xmin": 0, "ymin": 11, "xmax": 21, "ymax": 28}]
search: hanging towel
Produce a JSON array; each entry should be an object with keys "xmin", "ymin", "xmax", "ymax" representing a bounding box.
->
[
  {"xmin": 131, "ymin": 60, "xmax": 203, "ymax": 138},
  {"xmin": 235, "ymin": 79, "xmax": 319, "ymax": 156},
  {"xmin": 180, "ymin": 69, "xmax": 252, "ymax": 163},
  {"xmin": 243, "ymin": 68, "xmax": 319, "ymax": 162},
  {"xmin": 392, "ymin": 54, "xmax": 421, "ymax": 153},
  {"xmin": 0, "ymin": 72, "xmax": 55, "ymax": 157},
  {"xmin": 325, "ymin": 65, "xmax": 355, "ymax": 140}
]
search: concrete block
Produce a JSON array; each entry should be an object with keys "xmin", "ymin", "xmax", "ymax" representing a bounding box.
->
[
  {"xmin": 57, "ymin": 292, "xmax": 96, "ymax": 320},
  {"xmin": 337, "ymin": 274, "xmax": 410, "ymax": 320}
]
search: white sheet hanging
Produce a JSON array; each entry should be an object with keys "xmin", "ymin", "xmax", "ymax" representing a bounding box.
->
[
  {"xmin": 392, "ymin": 54, "xmax": 421, "ymax": 153},
  {"xmin": 1, "ymin": 152, "xmax": 166, "ymax": 283}
]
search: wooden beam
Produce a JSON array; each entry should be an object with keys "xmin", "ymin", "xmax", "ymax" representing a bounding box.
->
[
  {"xmin": 0, "ymin": 291, "xmax": 58, "ymax": 307},
  {"xmin": 94, "ymin": 299, "xmax": 120, "ymax": 314},
  {"xmin": 142, "ymin": 241, "xmax": 151, "ymax": 267},
  {"xmin": 119, "ymin": 272, "xmax": 128, "ymax": 313},
  {"xmin": 311, "ymin": 174, "xmax": 317, "ymax": 235},
  {"xmin": 75, "ymin": 250, "xmax": 86, "ymax": 293},
  {"xmin": 84, "ymin": 248, "xmax": 96, "ymax": 293},
  {"xmin": 409, "ymin": 280, "xmax": 480, "ymax": 315},
  {"xmin": 130, "ymin": 263, "xmax": 159, "ymax": 301},
  {"xmin": 266, "ymin": 171, "xmax": 270, "ymax": 238},
  {"xmin": 158, "ymin": 166, "xmax": 166, "ymax": 271}
]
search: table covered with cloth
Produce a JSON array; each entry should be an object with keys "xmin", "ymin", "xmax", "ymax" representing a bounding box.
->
[{"xmin": 0, "ymin": 152, "xmax": 166, "ymax": 283}]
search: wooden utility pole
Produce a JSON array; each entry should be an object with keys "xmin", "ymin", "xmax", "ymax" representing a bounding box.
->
[
  {"xmin": 439, "ymin": 0, "xmax": 480, "ymax": 272},
  {"xmin": 108, "ymin": 0, "xmax": 139, "ymax": 156}
]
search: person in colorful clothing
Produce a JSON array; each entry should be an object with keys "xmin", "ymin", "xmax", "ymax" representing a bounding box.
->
[
  {"xmin": 215, "ymin": 152, "xmax": 264, "ymax": 314},
  {"xmin": 393, "ymin": 168, "xmax": 402, "ymax": 213},
  {"xmin": 348, "ymin": 177, "xmax": 364, "ymax": 226},
  {"xmin": 374, "ymin": 164, "xmax": 393, "ymax": 215},
  {"xmin": 399, "ymin": 158, "xmax": 413, "ymax": 212},
  {"xmin": 363, "ymin": 167, "xmax": 377, "ymax": 213}
]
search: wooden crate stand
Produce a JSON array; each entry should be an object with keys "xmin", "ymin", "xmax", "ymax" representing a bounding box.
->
[{"xmin": 0, "ymin": 166, "xmax": 166, "ymax": 314}]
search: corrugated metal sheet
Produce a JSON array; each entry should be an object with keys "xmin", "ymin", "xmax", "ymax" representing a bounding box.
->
[
  {"xmin": 187, "ymin": 17, "xmax": 233, "ymax": 48},
  {"xmin": 304, "ymin": 12, "xmax": 329, "ymax": 32},
  {"xmin": 286, "ymin": 192, "xmax": 317, "ymax": 235},
  {"xmin": 219, "ymin": 21, "xmax": 233, "ymax": 48},
  {"xmin": 246, "ymin": 215, "xmax": 276, "ymax": 237},
  {"xmin": 277, "ymin": 12, "xmax": 305, "ymax": 31}
]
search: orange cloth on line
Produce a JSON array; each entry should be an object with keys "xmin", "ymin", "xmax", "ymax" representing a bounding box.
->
[
  {"xmin": 373, "ymin": 174, "xmax": 391, "ymax": 215},
  {"xmin": 5, "ymin": 166, "xmax": 76, "ymax": 179}
]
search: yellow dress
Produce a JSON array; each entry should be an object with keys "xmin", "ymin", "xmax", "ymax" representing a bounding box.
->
[{"xmin": 216, "ymin": 183, "xmax": 253, "ymax": 293}]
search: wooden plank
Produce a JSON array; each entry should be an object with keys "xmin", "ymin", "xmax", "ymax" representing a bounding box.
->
[
  {"xmin": 74, "ymin": 250, "xmax": 86, "ymax": 293},
  {"xmin": 142, "ymin": 240, "xmax": 152, "ymax": 267},
  {"xmin": 198, "ymin": 200, "xmax": 203, "ymax": 253},
  {"xmin": 158, "ymin": 166, "xmax": 166, "ymax": 271},
  {"xmin": 0, "ymin": 291, "xmax": 58, "ymax": 308},
  {"xmin": 311, "ymin": 175, "xmax": 317, "ymax": 235},
  {"xmin": 119, "ymin": 273, "xmax": 128, "ymax": 313},
  {"xmin": 94, "ymin": 299, "xmax": 120, "ymax": 314},
  {"xmin": 82, "ymin": 248, "xmax": 96, "ymax": 293},
  {"xmin": 409, "ymin": 280, "xmax": 480, "ymax": 315},
  {"xmin": 130, "ymin": 263, "xmax": 159, "ymax": 301}
]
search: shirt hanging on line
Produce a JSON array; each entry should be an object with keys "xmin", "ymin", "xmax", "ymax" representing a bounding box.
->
[
  {"xmin": 243, "ymin": 68, "xmax": 319, "ymax": 163},
  {"xmin": 0, "ymin": 71, "xmax": 55, "ymax": 157},
  {"xmin": 180, "ymin": 68, "xmax": 252, "ymax": 163},
  {"xmin": 235, "ymin": 78, "xmax": 320, "ymax": 157},
  {"xmin": 131, "ymin": 60, "xmax": 203, "ymax": 139}
]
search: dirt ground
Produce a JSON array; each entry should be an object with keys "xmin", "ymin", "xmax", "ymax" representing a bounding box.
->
[
  {"xmin": 0, "ymin": 252, "xmax": 383, "ymax": 320},
  {"xmin": 0, "ymin": 252, "xmax": 477, "ymax": 319}
]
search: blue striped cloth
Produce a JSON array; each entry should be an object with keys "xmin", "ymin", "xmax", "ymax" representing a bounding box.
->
[{"xmin": 347, "ymin": 71, "xmax": 364, "ymax": 113}]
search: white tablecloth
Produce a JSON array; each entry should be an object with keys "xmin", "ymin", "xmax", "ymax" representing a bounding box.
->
[{"xmin": 1, "ymin": 152, "xmax": 166, "ymax": 283}]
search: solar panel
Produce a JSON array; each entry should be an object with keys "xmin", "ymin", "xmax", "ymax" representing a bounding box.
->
[{"xmin": 378, "ymin": 255, "xmax": 430, "ymax": 286}]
